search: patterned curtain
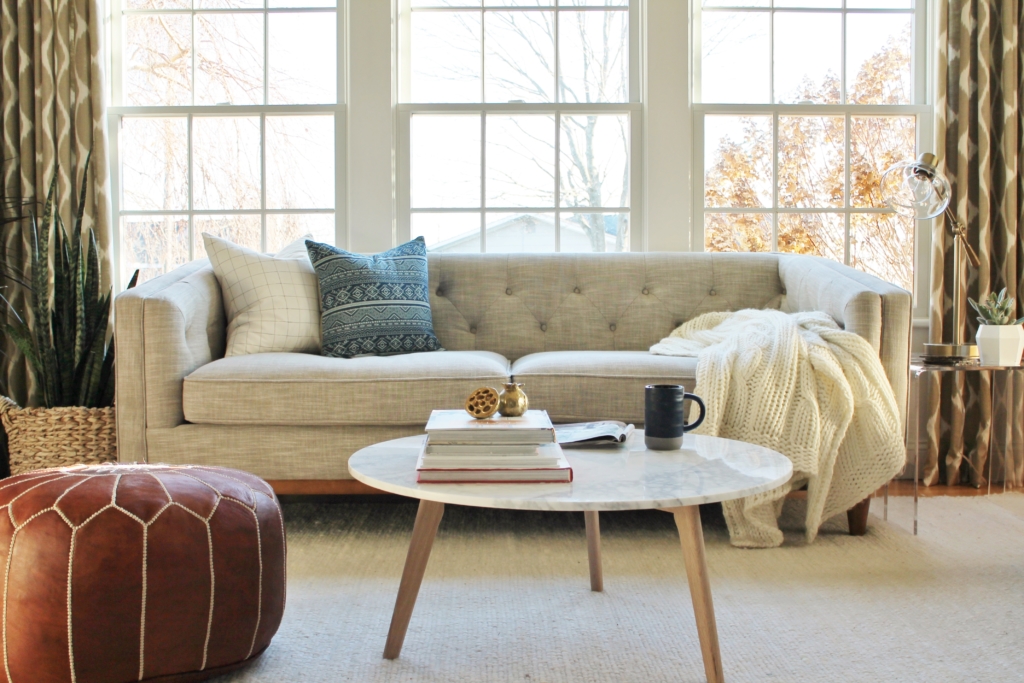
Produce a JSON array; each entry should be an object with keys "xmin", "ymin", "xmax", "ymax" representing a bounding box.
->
[
  {"xmin": 0, "ymin": 0, "xmax": 112, "ymax": 407},
  {"xmin": 927, "ymin": 0, "xmax": 1024, "ymax": 487}
]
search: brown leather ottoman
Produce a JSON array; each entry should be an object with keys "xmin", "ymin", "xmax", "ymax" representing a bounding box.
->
[{"xmin": 0, "ymin": 463, "xmax": 286, "ymax": 683}]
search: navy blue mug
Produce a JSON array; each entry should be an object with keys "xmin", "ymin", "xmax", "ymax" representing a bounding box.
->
[{"xmin": 644, "ymin": 384, "xmax": 706, "ymax": 450}]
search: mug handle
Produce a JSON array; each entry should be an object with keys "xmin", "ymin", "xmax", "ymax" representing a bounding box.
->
[{"xmin": 682, "ymin": 394, "xmax": 706, "ymax": 432}]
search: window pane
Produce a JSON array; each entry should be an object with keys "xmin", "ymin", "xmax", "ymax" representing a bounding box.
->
[
  {"xmin": 414, "ymin": 213, "xmax": 481, "ymax": 252},
  {"xmin": 120, "ymin": 215, "xmax": 189, "ymax": 286},
  {"xmin": 196, "ymin": 0, "xmax": 262, "ymax": 7},
  {"xmin": 777, "ymin": 116, "xmax": 844, "ymax": 208},
  {"xmin": 847, "ymin": 0, "xmax": 912, "ymax": 7},
  {"xmin": 194, "ymin": 215, "xmax": 263, "ymax": 257},
  {"xmin": 702, "ymin": 1, "xmax": 768, "ymax": 6},
  {"xmin": 410, "ymin": 12, "xmax": 481, "ymax": 103},
  {"xmin": 774, "ymin": 0, "xmax": 841, "ymax": 7},
  {"xmin": 126, "ymin": 0, "xmax": 188, "ymax": 9},
  {"xmin": 268, "ymin": 13, "xmax": 337, "ymax": 104},
  {"xmin": 562, "ymin": 213, "xmax": 628, "ymax": 253},
  {"xmin": 485, "ymin": 213, "xmax": 555, "ymax": 252},
  {"xmin": 774, "ymin": 13, "xmax": 841, "ymax": 104},
  {"xmin": 195, "ymin": 13, "xmax": 264, "ymax": 105},
  {"xmin": 484, "ymin": 11, "xmax": 555, "ymax": 102},
  {"xmin": 266, "ymin": 214, "xmax": 334, "ymax": 253},
  {"xmin": 121, "ymin": 118, "xmax": 188, "ymax": 211},
  {"xmin": 411, "ymin": 115, "xmax": 481, "ymax": 208},
  {"xmin": 411, "ymin": 0, "xmax": 481, "ymax": 9},
  {"xmin": 847, "ymin": 14, "xmax": 912, "ymax": 105},
  {"xmin": 777, "ymin": 213, "xmax": 844, "ymax": 263},
  {"xmin": 488, "ymin": 0, "xmax": 546, "ymax": 5},
  {"xmin": 486, "ymin": 115, "xmax": 555, "ymax": 208},
  {"xmin": 561, "ymin": 0, "xmax": 628, "ymax": 6},
  {"xmin": 851, "ymin": 116, "xmax": 916, "ymax": 208},
  {"xmin": 704, "ymin": 115, "xmax": 772, "ymax": 208},
  {"xmin": 124, "ymin": 15, "xmax": 192, "ymax": 106},
  {"xmin": 266, "ymin": 116, "xmax": 335, "ymax": 209},
  {"xmin": 704, "ymin": 213, "xmax": 772, "ymax": 252},
  {"xmin": 192, "ymin": 117, "xmax": 261, "ymax": 210},
  {"xmin": 558, "ymin": 11, "xmax": 628, "ymax": 104},
  {"xmin": 270, "ymin": 0, "xmax": 335, "ymax": 7},
  {"xmin": 560, "ymin": 114, "xmax": 628, "ymax": 208},
  {"xmin": 850, "ymin": 212, "xmax": 914, "ymax": 291},
  {"xmin": 700, "ymin": 12, "xmax": 769, "ymax": 103}
]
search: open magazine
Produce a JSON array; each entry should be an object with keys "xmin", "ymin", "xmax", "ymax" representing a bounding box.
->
[{"xmin": 554, "ymin": 421, "xmax": 635, "ymax": 446}]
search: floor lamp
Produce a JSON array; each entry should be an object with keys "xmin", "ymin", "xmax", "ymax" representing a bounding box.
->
[{"xmin": 880, "ymin": 153, "xmax": 980, "ymax": 362}]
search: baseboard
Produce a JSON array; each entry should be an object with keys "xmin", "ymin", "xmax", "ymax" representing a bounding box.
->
[{"xmin": 266, "ymin": 479, "xmax": 387, "ymax": 496}]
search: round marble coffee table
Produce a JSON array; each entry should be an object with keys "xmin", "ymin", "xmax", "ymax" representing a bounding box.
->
[{"xmin": 348, "ymin": 431, "xmax": 791, "ymax": 683}]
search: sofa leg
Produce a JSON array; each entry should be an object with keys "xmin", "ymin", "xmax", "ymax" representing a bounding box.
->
[{"xmin": 846, "ymin": 496, "xmax": 871, "ymax": 536}]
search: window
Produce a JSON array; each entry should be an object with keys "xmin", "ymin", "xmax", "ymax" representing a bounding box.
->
[
  {"xmin": 396, "ymin": 0, "xmax": 641, "ymax": 253},
  {"xmin": 693, "ymin": 0, "xmax": 929, "ymax": 292},
  {"xmin": 108, "ymin": 0, "xmax": 343, "ymax": 287}
]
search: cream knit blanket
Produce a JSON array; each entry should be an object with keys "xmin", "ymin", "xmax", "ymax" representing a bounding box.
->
[{"xmin": 650, "ymin": 309, "xmax": 905, "ymax": 548}]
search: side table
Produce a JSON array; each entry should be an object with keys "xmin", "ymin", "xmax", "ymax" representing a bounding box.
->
[{"xmin": 889, "ymin": 356, "xmax": 1022, "ymax": 534}]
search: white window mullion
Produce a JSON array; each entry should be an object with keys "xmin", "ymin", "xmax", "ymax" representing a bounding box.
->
[
  {"xmin": 187, "ymin": 114, "xmax": 194, "ymax": 261},
  {"xmin": 771, "ymin": 113, "xmax": 779, "ymax": 252},
  {"xmin": 480, "ymin": 112, "xmax": 487, "ymax": 253}
]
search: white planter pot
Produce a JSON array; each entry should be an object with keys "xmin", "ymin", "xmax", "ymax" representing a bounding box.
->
[{"xmin": 976, "ymin": 325, "xmax": 1024, "ymax": 366}]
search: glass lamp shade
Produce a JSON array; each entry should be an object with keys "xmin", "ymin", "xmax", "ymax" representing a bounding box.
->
[{"xmin": 879, "ymin": 154, "xmax": 952, "ymax": 220}]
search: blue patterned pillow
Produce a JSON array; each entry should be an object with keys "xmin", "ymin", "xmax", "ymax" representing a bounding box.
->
[{"xmin": 305, "ymin": 237, "xmax": 443, "ymax": 358}]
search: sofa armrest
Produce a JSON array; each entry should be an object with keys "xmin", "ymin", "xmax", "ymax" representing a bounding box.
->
[
  {"xmin": 115, "ymin": 261, "xmax": 226, "ymax": 463},
  {"xmin": 778, "ymin": 254, "xmax": 912, "ymax": 429}
]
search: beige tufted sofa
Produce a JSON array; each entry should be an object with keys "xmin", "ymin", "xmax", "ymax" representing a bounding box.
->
[{"xmin": 115, "ymin": 252, "xmax": 910, "ymax": 495}]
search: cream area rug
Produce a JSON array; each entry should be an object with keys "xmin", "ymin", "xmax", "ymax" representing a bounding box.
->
[{"xmin": 220, "ymin": 495, "xmax": 1024, "ymax": 683}]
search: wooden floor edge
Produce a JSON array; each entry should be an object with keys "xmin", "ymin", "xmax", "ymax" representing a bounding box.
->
[{"xmin": 266, "ymin": 479, "xmax": 387, "ymax": 496}]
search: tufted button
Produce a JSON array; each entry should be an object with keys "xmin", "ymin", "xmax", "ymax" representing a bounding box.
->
[
  {"xmin": 674, "ymin": 321, "xmax": 682, "ymax": 327},
  {"xmin": 470, "ymin": 326, "xmax": 477, "ymax": 334},
  {"xmin": 506, "ymin": 287, "xmax": 513, "ymax": 295},
  {"xmin": 540, "ymin": 323, "xmax": 547, "ymax": 332},
  {"xmin": 780, "ymin": 288, "xmax": 787, "ymax": 295},
  {"xmin": 709, "ymin": 289, "xmax": 717, "ymax": 296},
  {"xmin": 436, "ymin": 288, "xmax": 444, "ymax": 297},
  {"xmin": 642, "ymin": 287, "xmax": 649, "ymax": 295},
  {"xmin": 573, "ymin": 287, "xmax": 581, "ymax": 294},
  {"xmin": 609, "ymin": 323, "xmax": 617, "ymax": 332}
]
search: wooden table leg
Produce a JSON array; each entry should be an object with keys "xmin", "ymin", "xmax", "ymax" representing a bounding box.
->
[
  {"xmin": 671, "ymin": 505, "xmax": 724, "ymax": 683},
  {"xmin": 383, "ymin": 500, "xmax": 445, "ymax": 659},
  {"xmin": 584, "ymin": 511, "xmax": 603, "ymax": 592}
]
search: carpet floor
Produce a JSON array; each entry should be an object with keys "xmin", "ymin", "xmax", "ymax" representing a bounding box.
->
[{"xmin": 221, "ymin": 494, "xmax": 1024, "ymax": 683}]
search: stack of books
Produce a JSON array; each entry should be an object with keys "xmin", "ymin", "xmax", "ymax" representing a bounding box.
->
[{"xmin": 416, "ymin": 409, "xmax": 573, "ymax": 483}]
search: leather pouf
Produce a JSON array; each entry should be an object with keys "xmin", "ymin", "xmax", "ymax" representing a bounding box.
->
[{"xmin": 0, "ymin": 463, "xmax": 286, "ymax": 683}]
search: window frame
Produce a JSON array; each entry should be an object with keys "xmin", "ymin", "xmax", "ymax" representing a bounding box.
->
[
  {"xmin": 106, "ymin": 0, "xmax": 348, "ymax": 290},
  {"xmin": 394, "ymin": 0, "xmax": 645, "ymax": 253},
  {"xmin": 691, "ymin": 0, "xmax": 932, "ymax": 311}
]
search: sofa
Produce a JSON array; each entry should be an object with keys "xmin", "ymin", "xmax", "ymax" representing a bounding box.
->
[{"xmin": 115, "ymin": 252, "xmax": 910, "ymax": 505}]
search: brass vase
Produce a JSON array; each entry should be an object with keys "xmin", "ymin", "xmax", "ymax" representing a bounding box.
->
[{"xmin": 498, "ymin": 382, "xmax": 529, "ymax": 417}]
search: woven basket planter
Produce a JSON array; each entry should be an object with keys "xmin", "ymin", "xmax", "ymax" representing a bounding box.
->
[{"xmin": 0, "ymin": 396, "xmax": 117, "ymax": 475}]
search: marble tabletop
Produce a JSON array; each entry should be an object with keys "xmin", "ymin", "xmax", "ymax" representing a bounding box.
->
[{"xmin": 347, "ymin": 431, "xmax": 792, "ymax": 512}]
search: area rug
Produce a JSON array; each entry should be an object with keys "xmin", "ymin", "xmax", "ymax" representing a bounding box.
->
[{"xmin": 220, "ymin": 494, "xmax": 1024, "ymax": 683}]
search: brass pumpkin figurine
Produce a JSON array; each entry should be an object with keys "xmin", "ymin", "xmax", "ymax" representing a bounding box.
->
[
  {"xmin": 498, "ymin": 382, "xmax": 529, "ymax": 417},
  {"xmin": 465, "ymin": 386, "xmax": 500, "ymax": 419}
]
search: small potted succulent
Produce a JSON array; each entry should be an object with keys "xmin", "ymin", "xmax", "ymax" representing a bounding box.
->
[{"xmin": 969, "ymin": 288, "xmax": 1024, "ymax": 366}]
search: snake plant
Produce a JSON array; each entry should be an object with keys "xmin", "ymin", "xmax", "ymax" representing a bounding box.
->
[
  {"xmin": 969, "ymin": 288, "xmax": 1024, "ymax": 326},
  {"xmin": 1, "ymin": 153, "xmax": 138, "ymax": 408}
]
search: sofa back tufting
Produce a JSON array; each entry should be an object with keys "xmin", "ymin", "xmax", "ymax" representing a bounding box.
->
[{"xmin": 428, "ymin": 252, "xmax": 786, "ymax": 360}]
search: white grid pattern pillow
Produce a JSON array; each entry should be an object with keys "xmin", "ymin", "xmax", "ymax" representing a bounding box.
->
[{"xmin": 204, "ymin": 233, "xmax": 321, "ymax": 356}]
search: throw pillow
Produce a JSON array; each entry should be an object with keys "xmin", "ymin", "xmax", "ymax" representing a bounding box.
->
[
  {"xmin": 204, "ymin": 233, "xmax": 321, "ymax": 356},
  {"xmin": 305, "ymin": 236, "xmax": 443, "ymax": 358}
]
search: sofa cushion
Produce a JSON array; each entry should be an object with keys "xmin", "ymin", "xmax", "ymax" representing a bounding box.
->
[
  {"xmin": 183, "ymin": 351, "xmax": 510, "ymax": 426},
  {"xmin": 306, "ymin": 237, "xmax": 443, "ymax": 358},
  {"xmin": 510, "ymin": 351, "xmax": 698, "ymax": 423},
  {"xmin": 203, "ymin": 233, "xmax": 321, "ymax": 356}
]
